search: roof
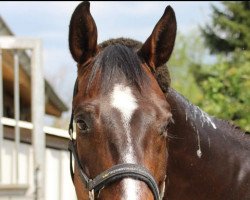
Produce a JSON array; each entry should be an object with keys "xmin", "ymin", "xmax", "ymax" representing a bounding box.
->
[{"xmin": 0, "ymin": 15, "xmax": 68, "ymax": 116}]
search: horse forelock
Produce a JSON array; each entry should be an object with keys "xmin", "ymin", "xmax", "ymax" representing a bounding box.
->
[
  {"xmin": 85, "ymin": 42, "xmax": 148, "ymax": 95},
  {"xmin": 82, "ymin": 37, "xmax": 171, "ymax": 94}
]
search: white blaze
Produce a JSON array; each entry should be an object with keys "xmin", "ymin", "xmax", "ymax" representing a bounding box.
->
[
  {"xmin": 111, "ymin": 84, "xmax": 140, "ymax": 199},
  {"xmin": 111, "ymin": 84, "xmax": 138, "ymax": 128}
]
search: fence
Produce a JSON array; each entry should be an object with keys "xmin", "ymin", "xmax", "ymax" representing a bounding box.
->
[{"xmin": 0, "ymin": 37, "xmax": 76, "ymax": 200}]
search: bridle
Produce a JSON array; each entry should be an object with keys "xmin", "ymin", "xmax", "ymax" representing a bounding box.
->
[{"xmin": 68, "ymin": 79, "xmax": 163, "ymax": 200}]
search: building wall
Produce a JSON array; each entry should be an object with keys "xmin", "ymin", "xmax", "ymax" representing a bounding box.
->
[{"xmin": 0, "ymin": 139, "xmax": 77, "ymax": 200}]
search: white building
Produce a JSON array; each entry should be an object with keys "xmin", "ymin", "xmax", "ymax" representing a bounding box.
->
[{"xmin": 0, "ymin": 16, "xmax": 77, "ymax": 200}]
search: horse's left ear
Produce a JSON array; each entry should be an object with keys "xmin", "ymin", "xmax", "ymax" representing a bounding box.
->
[{"xmin": 138, "ymin": 6, "xmax": 177, "ymax": 69}]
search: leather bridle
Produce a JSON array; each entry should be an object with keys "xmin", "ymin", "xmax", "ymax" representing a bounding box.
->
[{"xmin": 68, "ymin": 79, "xmax": 162, "ymax": 200}]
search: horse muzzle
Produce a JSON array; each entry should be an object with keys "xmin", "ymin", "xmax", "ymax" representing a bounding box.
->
[{"xmin": 68, "ymin": 140, "xmax": 162, "ymax": 200}]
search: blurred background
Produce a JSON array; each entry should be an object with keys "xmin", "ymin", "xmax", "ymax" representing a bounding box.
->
[{"xmin": 0, "ymin": 1, "xmax": 249, "ymax": 200}]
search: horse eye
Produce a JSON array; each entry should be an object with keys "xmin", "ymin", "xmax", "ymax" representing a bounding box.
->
[
  {"xmin": 76, "ymin": 120, "xmax": 89, "ymax": 133},
  {"xmin": 161, "ymin": 118, "xmax": 173, "ymax": 136}
]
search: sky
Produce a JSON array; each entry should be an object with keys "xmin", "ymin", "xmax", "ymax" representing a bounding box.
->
[{"xmin": 0, "ymin": 1, "xmax": 221, "ymax": 126}]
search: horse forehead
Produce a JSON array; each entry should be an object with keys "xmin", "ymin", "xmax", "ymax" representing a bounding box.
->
[
  {"xmin": 108, "ymin": 83, "xmax": 169, "ymax": 117},
  {"xmin": 110, "ymin": 84, "xmax": 138, "ymax": 120}
]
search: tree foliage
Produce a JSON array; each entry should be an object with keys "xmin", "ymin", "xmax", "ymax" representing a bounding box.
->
[
  {"xmin": 168, "ymin": 31, "xmax": 206, "ymax": 104},
  {"xmin": 195, "ymin": 1, "xmax": 250, "ymax": 132},
  {"xmin": 192, "ymin": 50, "xmax": 250, "ymax": 131},
  {"xmin": 169, "ymin": 2, "xmax": 250, "ymax": 132},
  {"xmin": 201, "ymin": 1, "xmax": 250, "ymax": 54}
]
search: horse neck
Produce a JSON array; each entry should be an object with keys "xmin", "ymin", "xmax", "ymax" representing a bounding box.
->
[
  {"xmin": 165, "ymin": 88, "xmax": 250, "ymax": 198},
  {"xmin": 166, "ymin": 88, "xmax": 219, "ymax": 156}
]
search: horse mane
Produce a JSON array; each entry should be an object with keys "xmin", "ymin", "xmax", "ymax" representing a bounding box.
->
[
  {"xmin": 215, "ymin": 118, "xmax": 250, "ymax": 149},
  {"xmin": 170, "ymin": 88, "xmax": 248, "ymax": 143},
  {"xmin": 216, "ymin": 118, "xmax": 248, "ymax": 136},
  {"xmin": 98, "ymin": 37, "xmax": 171, "ymax": 93}
]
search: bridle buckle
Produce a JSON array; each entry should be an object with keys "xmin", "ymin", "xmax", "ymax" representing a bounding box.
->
[{"xmin": 89, "ymin": 189, "xmax": 95, "ymax": 200}]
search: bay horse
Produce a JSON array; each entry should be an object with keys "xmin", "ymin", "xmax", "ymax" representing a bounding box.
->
[
  {"xmin": 68, "ymin": 1, "xmax": 175, "ymax": 200},
  {"xmin": 68, "ymin": 1, "xmax": 250, "ymax": 200}
]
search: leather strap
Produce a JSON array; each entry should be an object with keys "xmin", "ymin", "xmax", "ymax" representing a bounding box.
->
[
  {"xmin": 88, "ymin": 163, "xmax": 160, "ymax": 199},
  {"xmin": 69, "ymin": 140, "xmax": 90, "ymax": 186},
  {"xmin": 68, "ymin": 140, "xmax": 161, "ymax": 200}
]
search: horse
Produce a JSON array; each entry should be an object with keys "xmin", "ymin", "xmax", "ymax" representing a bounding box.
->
[
  {"xmin": 67, "ymin": 2, "xmax": 250, "ymax": 200},
  {"xmin": 67, "ymin": 1, "xmax": 176, "ymax": 200}
]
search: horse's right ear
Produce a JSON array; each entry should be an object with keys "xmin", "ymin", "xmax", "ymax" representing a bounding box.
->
[{"xmin": 69, "ymin": 1, "xmax": 98, "ymax": 64}]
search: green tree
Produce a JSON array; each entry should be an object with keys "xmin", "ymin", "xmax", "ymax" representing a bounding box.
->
[
  {"xmin": 168, "ymin": 30, "xmax": 207, "ymax": 104},
  {"xmin": 195, "ymin": 1, "xmax": 250, "ymax": 132},
  {"xmin": 193, "ymin": 50, "xmax": 250, "ymax": 131},
  {"xmin": 201, "ymin": 1, "xmax": 250, "ymax": 54}
]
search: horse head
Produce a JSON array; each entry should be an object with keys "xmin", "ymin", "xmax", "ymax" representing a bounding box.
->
[{"xmin": 68, "ymin": 2, "xmax": 176, "ymax": 199}]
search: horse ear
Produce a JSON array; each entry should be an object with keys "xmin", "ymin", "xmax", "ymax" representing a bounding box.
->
[
  {"xmin": 69, "ymin": 1, "xmax": 98, "ymax": 64},
  {"xmin": 138, "ymin": 6, "xmax": 177, "ymax": 69}
]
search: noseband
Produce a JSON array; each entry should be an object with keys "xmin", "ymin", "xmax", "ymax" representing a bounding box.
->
[{"xmin": 68, "ymin": 80, "xmax": 162, "ymax": 200}]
